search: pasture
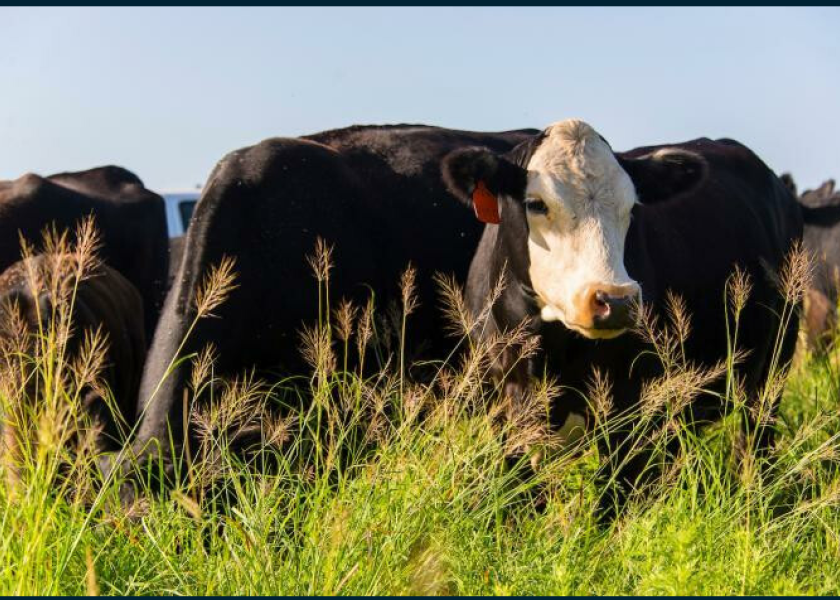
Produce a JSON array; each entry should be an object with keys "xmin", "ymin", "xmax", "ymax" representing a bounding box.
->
[{"xmin": 0, "ymin": 226, "xmax": 838, "ymax": 595}]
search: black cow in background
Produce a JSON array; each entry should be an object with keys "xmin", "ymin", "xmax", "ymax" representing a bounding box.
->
[
  {"xmin": 0, "ymin": 255, "xmax": 146, "ymax": 468},
  {"xmin": 128, "ymin": 124, "xmax": 537, "ymax": 471},
  {"xmin": 780, "ymin": 174, "xmax": 840, "ymax": 349},
  {"xmin": 0, "ymin": 166, "xmax": 169, "ymax": 340},
  {"xmin": 443, "ymin": 120, "xmax": 803, "ymax": 516}
]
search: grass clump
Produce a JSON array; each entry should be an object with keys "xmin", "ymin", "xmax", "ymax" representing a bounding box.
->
[{"xmin": 0, "ymin": 234, "xmax": 838, "ymax": 595}]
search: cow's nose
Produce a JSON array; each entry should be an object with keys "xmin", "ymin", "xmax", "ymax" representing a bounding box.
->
[{"xmin": 590, "ymin": 287, "xmax": 640, "ymax": 331}]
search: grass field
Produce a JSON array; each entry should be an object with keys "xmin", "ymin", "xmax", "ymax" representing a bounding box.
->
[{"xmin": 1, "ymin": 229, "xmax": 839, "ymax": 595}]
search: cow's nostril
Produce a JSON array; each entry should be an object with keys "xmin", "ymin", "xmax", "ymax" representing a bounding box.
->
[
  {"xmin": 592, "ymin": 290, "xmax": 611, "ymax": 317},
  {"xmin": 594, "ymin": 291, "xmax": 608, "ymax": 306},
  {"xmin": 590, "ymin": 289, "xmax": 638, "ymax": 330}
]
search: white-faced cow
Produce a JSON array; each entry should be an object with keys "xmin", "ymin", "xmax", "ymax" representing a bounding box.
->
[{"xmin": 443, "ymin": 119, "xmax": 803, "ymax": 516}]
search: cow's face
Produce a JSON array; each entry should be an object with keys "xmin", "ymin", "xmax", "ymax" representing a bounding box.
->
[
  {"xmin": 442, "ymin": 119, "xmax": 708, "ymax": 340},
  {"xmin": 520, "ymin": 121, "xmax": 638, "ymax": 338}
]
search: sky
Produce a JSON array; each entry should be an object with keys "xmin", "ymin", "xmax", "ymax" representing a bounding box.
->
[{"xmin": 1, "ymin": 7, "xmax": 838, "ymax": 192}]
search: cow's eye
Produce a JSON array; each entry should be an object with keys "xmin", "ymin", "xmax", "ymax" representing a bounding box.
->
[{"xmin": 524, "ymin": 197, "xmax": 548, "ymax": 215}]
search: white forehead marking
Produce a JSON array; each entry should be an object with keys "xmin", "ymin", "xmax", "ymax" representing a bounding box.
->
[
  {"xmin": 530, "ymin": 119, "xmax": 603, "ymax": 171},
  {"xmin": 526, "ymin": 119, "xmax": 636, "ymax": 207}
]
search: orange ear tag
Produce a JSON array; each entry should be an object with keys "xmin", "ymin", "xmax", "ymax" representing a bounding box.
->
[{"xmin": 472, "ymin": 180, "xmax": 500, "ymax": 224}]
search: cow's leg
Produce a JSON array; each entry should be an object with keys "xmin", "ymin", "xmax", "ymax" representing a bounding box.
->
[
  {"xmin": 595, "ymin": 430, "xmax": 685, "ymax": 523},
  {"xmin": 594, "ymin": 386, "xmax": 696, "ymax": 524},
  {"xmin": 595, "ymin": 424, "xmax": 646, "ymax": 522},
  {"xmin": 493, "ymin": 349, "xmax": 549, "ymax": 509},
  {"xmin": 499, "ymin": 348, "xmax": 530, "ymax": 403}
]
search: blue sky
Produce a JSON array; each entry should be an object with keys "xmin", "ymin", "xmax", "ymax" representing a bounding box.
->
[{"xmin": 1, "ymin": 7, "xmax": 838, "ymax": 191}]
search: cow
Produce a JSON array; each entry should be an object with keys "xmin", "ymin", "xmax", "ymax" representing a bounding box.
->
[
  {"xmin": 0, "ymin": 166, "xmax": 169, "ymax": 340},
  {"xmin": 121, "ymin": 124, "xmax": 538, "ymax": 480},
  {"xmin": 0, "ymin": 254, "xmax": 146, "ymax": 482},
  {"xmin": 780, "ymin": 174, "xmax": 840, "ymax": 349},
  {"xmin": 442, "ymin": 119, "xmax": 803, "ymax": 516}
]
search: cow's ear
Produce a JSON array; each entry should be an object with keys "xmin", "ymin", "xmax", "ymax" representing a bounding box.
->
[
  {"xmin": 442, "ymin": 147, "xmax": 527, "ymax": 224},
  {"xmin": 779, "ymin": 173, "xmax": 798, "ymax": 197},
  {"xmin": 814, "ymin": 179, "xmax": 836, "ymax": 199},
  {"xmin": 618, "ymin": 148, "xmax": 708, "ymax": 204}
]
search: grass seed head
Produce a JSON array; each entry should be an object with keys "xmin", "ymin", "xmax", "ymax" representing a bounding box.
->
[
  {"xmin": 356, "ymin": 296, "xmax": 375, "ymax": 360},
  {"xmin": 435, "ymin": 272, "xmax": 474, "ymax": 338},
  {"xmin": 299, "ymin": 323, "xmax": 336, "ymax": 379},
  {"xmin": 333, "ymin": 299, "xmax": 356, "ymax": 343},
  {"xmin": 779, "ymin": 241, "xmax": 813, "ymax": 306},
  {"xmin": 400, "ymin": 263, "xmax": 419, "ymax": 318},
  {"xmin": 193, "ymin": 256, "xmax": 238, "ymax": 318},
  {"xmin": 190, "ymin": 343, "xmax": 218, "ymax": 392},
  {"xmin": 306, "ymin": 236, "xmax": 334, "ymax": 283},
  {"xmin": 726, "ymin": 264, "xmax": 753, "ymax": 316},
  {"xmin": 665, "ymin": 290, "xmax": 692, "ymax": 346},
  {"xmin": 587, "ymin": 367, "xmax": 614, "ymax": 422}
]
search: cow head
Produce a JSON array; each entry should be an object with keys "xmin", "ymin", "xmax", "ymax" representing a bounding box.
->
[{"xmin": 443, "ymin": 119, "xmax": 708, "ymax": 339}]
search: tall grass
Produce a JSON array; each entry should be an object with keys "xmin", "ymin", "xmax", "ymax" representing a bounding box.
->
[{"xmin": 0, "ymin": 232, "xmax": 838, "ymax": 595}]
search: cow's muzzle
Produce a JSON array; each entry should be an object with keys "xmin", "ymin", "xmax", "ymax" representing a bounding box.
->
[{"xmin": 590, "ymin": 286, "xmax": 640, "ymax": 332}]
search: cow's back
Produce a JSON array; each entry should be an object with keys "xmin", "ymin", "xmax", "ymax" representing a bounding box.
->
[
  {"xmin": 305, "ymin": 124, "xmax": 539, "ymax": 325},
  {"xmin": 0, "ymin": 168, "xmax": 168, "ymax": 340}
]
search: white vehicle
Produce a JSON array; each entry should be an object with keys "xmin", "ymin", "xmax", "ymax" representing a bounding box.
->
[{"xmin": 159, "ymin": 189, "xmax": 200, "ymax": 238}]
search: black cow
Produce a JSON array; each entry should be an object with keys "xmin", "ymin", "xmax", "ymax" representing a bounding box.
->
[
  {"xmin": 128, "ymin": 124, "xmax": 537, "ymax": 467},
  {"xmin": 0, "ymin": 255, "xmax": 146, "ymax": 457},
  {"xmin": 443, "ymin": 119, "xmax": 803, "ymax": 515},
  {"xmin": 0, "ymin": 166, "xmax": 169, "ymax": 340},
  {"xmin": 780, "ymin": 174, "xmax": 840, "ymax": 349}
]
